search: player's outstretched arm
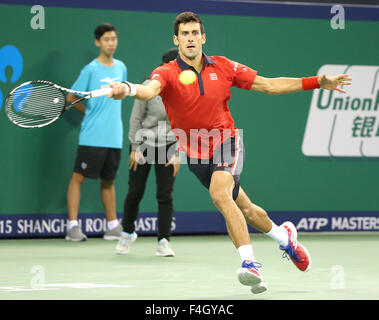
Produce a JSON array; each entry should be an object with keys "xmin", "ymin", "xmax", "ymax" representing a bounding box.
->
[
  {"xmin": 250, "ymin": 74, "xmax": 351, "ymax": 95},
  {"xmin": 108, "ymin": 79, "xmax": 161, "ymax": 101}
]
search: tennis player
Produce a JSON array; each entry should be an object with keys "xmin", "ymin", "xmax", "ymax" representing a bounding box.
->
[
  {"xmin": 65, "ymin": 23, "xmax": 127, "ymax": 242},
  {"xmin": 109, "ymin": 12, "xmax": 351, "ymax": 293}
]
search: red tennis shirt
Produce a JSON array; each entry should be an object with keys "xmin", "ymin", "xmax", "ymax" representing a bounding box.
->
[{"xmin": 150, "ymin": 53, "xmax": 257, "ymax": 159}]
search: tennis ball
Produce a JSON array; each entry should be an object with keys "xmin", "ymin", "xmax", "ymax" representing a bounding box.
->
[{"xmin": 179, "ymin": 70, "xmax": 197, "ymax": 85}]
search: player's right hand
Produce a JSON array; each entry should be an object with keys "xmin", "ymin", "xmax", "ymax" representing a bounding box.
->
[{"xmin": 109, "ymin": 82, "xmax": 130, "ymax": 99}]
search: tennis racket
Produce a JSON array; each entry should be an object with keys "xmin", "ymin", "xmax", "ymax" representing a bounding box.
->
[{"xmin": 4, "ymin": 80, "xmax": 113, "ymax": 128}]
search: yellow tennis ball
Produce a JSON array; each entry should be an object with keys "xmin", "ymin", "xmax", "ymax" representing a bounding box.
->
[{"xmin": 179, "ymin": 70, "xmax": 197, "ymax": 85}]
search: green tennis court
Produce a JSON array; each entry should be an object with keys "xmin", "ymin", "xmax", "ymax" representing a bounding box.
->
[{"xmin": 1, "ymin": 234, "xmax": 378, "ymax": 300}]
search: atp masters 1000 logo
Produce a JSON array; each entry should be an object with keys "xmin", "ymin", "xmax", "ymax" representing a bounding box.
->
[{"xmin": 302, "ymin": 65, "xmax": 379, "ymax": 157}]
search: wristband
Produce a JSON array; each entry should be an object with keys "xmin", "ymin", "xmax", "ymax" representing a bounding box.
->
[
  {"xmin": 122, "ymin": 81, "xmax": 137, "ymax": 96},
  {"xmin": 302, "ymin": 76, "xmax": 320, "ymax": 91}
]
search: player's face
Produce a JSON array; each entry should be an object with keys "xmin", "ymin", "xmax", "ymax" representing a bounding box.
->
[
  {"xmin": 174, "ymin": 22, "xmax": 205, "ymax": 60},
  {"xmin": 96, "ymin": 31, "xmax": 118, "ymax": 56}
]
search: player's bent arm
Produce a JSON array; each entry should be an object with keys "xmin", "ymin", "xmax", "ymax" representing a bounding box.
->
[{"xmin": 250, "ymin": 76, "xmax": 303, "ymax": 95}]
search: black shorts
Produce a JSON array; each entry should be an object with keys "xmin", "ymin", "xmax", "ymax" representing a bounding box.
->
[
  {"xmin": 74, "ymin": 146, "xmax": 121, "ymax": 180},
  {"xmin": 187, "ymin": 136, "xmax": 245, "ymax": 200}
]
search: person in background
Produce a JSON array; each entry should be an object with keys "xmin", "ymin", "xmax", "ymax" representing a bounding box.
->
[
  {"xmin": 65, "ymin": 23, "xmax": 126, "ymax": 241},
  {"xmin": 116, "ymin": 48, "xmax": 180, "ymax": 256}
]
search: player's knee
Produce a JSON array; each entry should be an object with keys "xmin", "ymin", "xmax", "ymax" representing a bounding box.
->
[{"xmin": 209, "ymin": 188, "xmax": 230, "ymax": 209}]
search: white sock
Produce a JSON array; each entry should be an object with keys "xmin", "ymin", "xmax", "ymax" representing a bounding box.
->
[
  {"xmin": 107, "ymin": 219, "xmax": 119, "ymax": 230},
  {"xmin": 237, "ymin": 244, "xmax": 255, "ymax": 262},
  {"xmin": 68, "ymin": 220, "xmax": 78, "ymax": 230},
  {"xmin": 265, "ymin": 222, "xmax": 289, "ymax": 247}
]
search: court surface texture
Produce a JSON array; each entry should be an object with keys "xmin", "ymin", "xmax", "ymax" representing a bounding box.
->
[{"xmin": 1, "ymin": 234, "xmax": 378, "ymax": 300}]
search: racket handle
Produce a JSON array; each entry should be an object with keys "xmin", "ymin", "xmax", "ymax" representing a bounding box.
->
[{"xmin": 90, "ymin": 87, "xmax": 113, "ymax": 98}]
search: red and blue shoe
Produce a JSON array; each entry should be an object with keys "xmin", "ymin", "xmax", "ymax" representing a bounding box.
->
[
  {"xmin": 237, "ymin": 260, "xmax": 267, "ymax": 294},
  {"xmin": 280, "ymin": 221, "xmax": 311, "ymax": 272}
]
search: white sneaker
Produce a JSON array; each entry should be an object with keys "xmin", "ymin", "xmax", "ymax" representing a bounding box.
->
[
  {"xmin": 115, "ymin": 232, "xmax": 137, "ymax": 255},
  {"xmin": 104, "ymin": 224, "xmax": 123, "ymax": 241},
  {"xmin": 279, "ymin": 221, "xmax": 312, "ymax": 272},
  {"xmin": 237, "ymin": 260, "xmax": 267, "ymax": 294},
  {"xmin": 155, "ymin": 238, "xmax": 175, "ymax": 257},
  {"xmin": 65, "ymin": 226, "xmax": 87, "ymax": 242}
]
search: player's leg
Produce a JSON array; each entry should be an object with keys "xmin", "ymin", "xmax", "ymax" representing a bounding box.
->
[
  {"xmin": 209, "ymin": 170, "xmax": 267, "ymax": 293},
  {"xmin": 209, "ymin": 134, "xmax": 253, "ymax": 248},
  {"xmin": 234, "ymin": 187, "xmax": 286, "ymax": 239},
  {"xmin": 101, "ymin": 148, "xmax": 122, "ymax": 240},
  {"xmin": 209, "ymin": 171, "xmax": 250, "ymax": 248},
  {"xmin": 235, "ymin": 187, "xmax": 311, "ymax": 272},
  {"xmin": 213, "ymin": 135, "xmax": 269, "ymax": 292}
]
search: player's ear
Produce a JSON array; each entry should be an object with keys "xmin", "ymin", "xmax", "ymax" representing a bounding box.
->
[
  {"xmin": 95, "ymin": 39, "xmax": 100, "ymax": 48},
  {"xmin": 173, "ymin": 35, "xmax": 179, "ymax": 46},
  {"xmin": 201, "ymin": 33, "xmax": 206, "ymax": 45}
]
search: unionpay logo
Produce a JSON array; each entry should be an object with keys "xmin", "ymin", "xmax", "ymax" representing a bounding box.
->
[{"xmin": 302, "ymin": 65, "xmax": 379, "ymax": 157}]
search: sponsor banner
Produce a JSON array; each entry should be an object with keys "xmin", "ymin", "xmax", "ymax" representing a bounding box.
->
[
  {"xmin": 302, "ymin": 64, "xmax": 379, "ymax": 157},
  {"xmin": 285, "ymin": 212, "xmax": 379, "ymax": 232},
  {"xmin": 0, "ymin": 211, "xmax": 379, "ymax": 238}
]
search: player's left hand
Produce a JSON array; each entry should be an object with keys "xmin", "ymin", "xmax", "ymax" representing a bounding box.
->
[
  {"xmin": 166, "ymin": 155, "xmax": 181, "ymax": 177},
  {"xmin": 318, "ymin": 74, "xmax": 352, "ymax": 93}
]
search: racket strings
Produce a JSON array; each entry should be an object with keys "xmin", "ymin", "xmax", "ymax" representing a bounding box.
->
[
  {"xmin": 7, "ymin": 97, "xmax": 62, "ymax": 123},
  {"xmin": 5, "ymin": 83, "xmax": 66, "ymax": 127},
  {"xmin": 10, "ymin": 95, "xmax": 63, "ymax": 114}
]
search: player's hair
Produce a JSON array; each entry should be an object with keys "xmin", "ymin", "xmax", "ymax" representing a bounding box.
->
[
  {"xmin": 94, "ymin": 23, "xmax": 117, "ymax": 40},
  {"xmin": 174, "ymin": 12, "xmax": 204, "ymax": 36}
]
